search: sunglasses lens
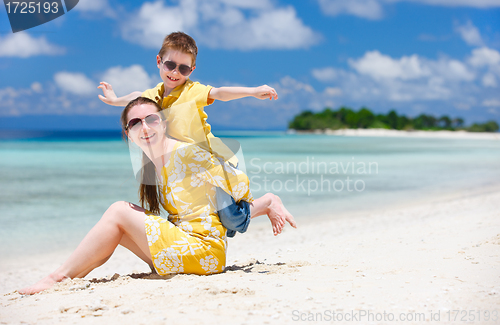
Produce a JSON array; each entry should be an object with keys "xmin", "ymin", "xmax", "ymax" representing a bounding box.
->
[
  {"xmin": 145, "ymin": 114, "xmax": 161, "ymax": 126},
  {"xmin": 163, "ymin": 60, "xmax": 191, "ymax": 76},
  {"xmin": 164, "ymin": 61, "xmax": 177, "ymax": 71},
  {"xmin": 127, "ymin": 118, "xmax": 141, "ymax": 131},
  {"xmin": 178, "ymin": 64, "xmax": 192, "ymax": 76}
]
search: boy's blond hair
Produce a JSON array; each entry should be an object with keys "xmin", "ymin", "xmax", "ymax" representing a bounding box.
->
[{"xmin": 158, "ymin": 32, "xmax": 198, "ymax": 67}]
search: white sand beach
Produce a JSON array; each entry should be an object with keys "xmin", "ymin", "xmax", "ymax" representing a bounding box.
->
[
  {"xmin": 1, "ymin": 187, "xmax": 499, "ymax": 324},
  {"xmin": 295, "ymin": 128, "xmax": 500, "ymax": 140}
]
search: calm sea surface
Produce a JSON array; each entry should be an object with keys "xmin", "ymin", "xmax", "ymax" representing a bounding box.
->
[{"xmin": 1, "ymin": 131, "xmax": 499, "ymax": 261}]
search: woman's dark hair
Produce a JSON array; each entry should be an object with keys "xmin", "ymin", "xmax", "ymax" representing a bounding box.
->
[{"xmin": 121, "ymin": 97, "xmax": 163, "ymax": 215}]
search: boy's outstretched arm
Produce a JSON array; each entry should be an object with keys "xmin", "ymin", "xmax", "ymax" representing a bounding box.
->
[
  {"xmin": 208, "ymin": 85, "xmax": 278, "ymax": 102},
  {"xmin": 97, "ymin": 82, "xmax": 142, "ymax": 107}
]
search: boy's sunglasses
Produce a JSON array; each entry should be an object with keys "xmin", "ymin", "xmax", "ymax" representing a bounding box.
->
[
  {"xmin": 126, "ymin": 113, "xmax": 162, "ymax": 132},
  {"xmin": 161, "ymin": 59, "xmax": 193, "ymax": 76}
]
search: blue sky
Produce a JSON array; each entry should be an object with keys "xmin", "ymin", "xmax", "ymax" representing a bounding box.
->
[{"xmin": 1, "ymin": 0, "xmax": 499, "ymax": 130}]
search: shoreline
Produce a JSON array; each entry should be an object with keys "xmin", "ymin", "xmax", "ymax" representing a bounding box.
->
[
  {"xmin": 3, "ymin": 182, "xmax": 498, "ymax": 279},
  {"xmin": 291, "ymin": 128, "xmax": 500, "ymax": 140},
  {"xmin": 2, "ymin": 187, "xmax": 499, "ymax": 324}
]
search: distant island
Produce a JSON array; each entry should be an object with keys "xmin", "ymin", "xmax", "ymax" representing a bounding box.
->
[{"xmin": 288, "ymin": 107, "xmax": 499, "ymax": 133}]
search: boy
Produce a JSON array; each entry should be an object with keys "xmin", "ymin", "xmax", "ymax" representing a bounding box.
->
[{"xmin": 98, "ymin": 32, "xmax": 295, "ymax": 236}]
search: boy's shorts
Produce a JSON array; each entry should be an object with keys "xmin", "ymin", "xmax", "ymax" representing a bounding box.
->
[{"xmin": 215, "ymin": 186, "xmax": 251, "ymax": 238}]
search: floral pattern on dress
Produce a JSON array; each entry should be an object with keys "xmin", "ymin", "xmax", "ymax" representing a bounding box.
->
[
  {"xmin": 188, "ymin": 162, "xmax": 227, "ymax": 190},
  {"xmin": 199, "ymin": 255, "xmax": 219, "ymax": 274},
  {"xmin": 191, "ymin": 148, "xmax": 211, "ymax": 162},
  {"xmin": 177, "ymin": 220, "xmax": 193, "ymax": 233},
  {"xmin": 154, "ymin": 247, "xmax": 184, "ymax": 274},
  {"xmin": 145, "ymin": 142, "xmax": 253, "ymax": 276},
  {"xmin": 218, "ymin": 158, "xmax": 237, "ymax": 177},
  {"xmin": 171, "ymin": 237, "xmax": 204, "ymax": 255},
  {"xmin": 145, "ymin": 215, "xmax": 161, "ymax": 246},
  {"xmin": 231, "ymin": 182, "xmax": 250, "ymax": 201}
]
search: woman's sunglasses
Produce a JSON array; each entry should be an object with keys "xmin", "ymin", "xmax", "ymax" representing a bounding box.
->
[
  {"xmin": 126, "ymin": 113, "xmax": 162, "ymax": 132},
  {"xmin": 161, "ymin": 59, "xmax": 193, "ymax": 76}
]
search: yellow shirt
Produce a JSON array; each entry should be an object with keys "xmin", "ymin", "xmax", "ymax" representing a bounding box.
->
[{"xmin": 142, "ymin": 80, "xmax": 238, "ymax": 166}]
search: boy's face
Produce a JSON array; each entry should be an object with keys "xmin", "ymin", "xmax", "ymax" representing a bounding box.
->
[{"xmin": 157, "ymin": 50, "xmax": 195, "ymax": 90}]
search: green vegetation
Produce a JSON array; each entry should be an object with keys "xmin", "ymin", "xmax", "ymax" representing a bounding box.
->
[{"xmin": 288, "ymin": 107, "xmax": 499, "ymax": 133}]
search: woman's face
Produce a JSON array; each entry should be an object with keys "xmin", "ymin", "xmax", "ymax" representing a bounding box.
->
[{"xmin": 126, "ymin": 103, "xmax": 165, "ymax": 148}]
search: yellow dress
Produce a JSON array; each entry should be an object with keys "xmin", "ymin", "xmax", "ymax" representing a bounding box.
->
[{"xmin": 145, "ymin": 141, "xmax": 253, "ymax": 275}]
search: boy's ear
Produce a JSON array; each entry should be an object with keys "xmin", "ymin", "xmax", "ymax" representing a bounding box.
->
[
  {"xmin": 189, "ymin": 65, "xmax": 196, "ymax": 76},
  {"xmin": 156, "ymin": 55, "xmax": 162, "ymax": 69}
]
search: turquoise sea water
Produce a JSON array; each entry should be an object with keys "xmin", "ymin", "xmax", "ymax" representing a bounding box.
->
[{"xmin": 1, "ymin": 131, "xmax": 499, "ymax": 262}]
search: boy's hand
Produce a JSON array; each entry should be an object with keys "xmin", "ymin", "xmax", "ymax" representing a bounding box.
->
[
  {"xmin": 97, "ymin": 81, "xmax": 118, "ymax": 105},
  {"xmin": 253, "ymin": 85, "xmax": 278, "ymax": 100}
]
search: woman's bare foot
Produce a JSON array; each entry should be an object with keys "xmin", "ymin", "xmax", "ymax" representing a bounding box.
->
[
  {"xmin": 274, "ymin": 194, "xmax": 297, "ymax": 229},
  {"xmin": 18, "ymin": 273, "xmax": 69, "ymax": 295},
  {"xmin": 265, "ymin": 193, "xmax": 297, "ymax": 236}
]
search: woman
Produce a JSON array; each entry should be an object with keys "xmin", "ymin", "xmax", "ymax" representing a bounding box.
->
[{"xmin": 19, "ymin": 97, "xmax": 295, "ymax": 294}]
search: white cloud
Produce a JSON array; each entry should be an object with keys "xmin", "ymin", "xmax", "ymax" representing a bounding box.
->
[
  {"xmin": 120, "ymin": 0, "xmax": 198, "ymax": 48},
  {"xmin": 31, "ymin": 82, "xmax": 42, "ymax": 93},
  {"xmin": 54, "ymin": 72, "xmax": 96, "ymax": 96},
  {"xmin": 0, "ymin": 32, "xmax": 65, "ymax": 58},
  {"xmin": 0, "ymin": 81, "xmax": 125, "ymax": 116},
  {"xmin": 348, "ymin": 51, "xmax": 475, "ymax": 83},
  {"xmin": 277, "ymin": 76, "xmax": 315, "ymax": 94},
  {"xmin": 0, "ymin": 65, "xmax": 158, "ymax": 116},
  {"xmin": 74, "ymin": 0, "xmax": 115, "ymax": 17},
  {"xmin": 468, "ymin": 47, "xmax": 500, "ymax": 68},
  {"xmin": 215, "ymin": 0, "xmax": 272, "ymax": 10},
  {"xmin": 312, "ymin": 67, "xmax": 339, "ymax": 82},
  {"xmin": 455, "ymin": 21, "xmax": 484, "ymax": 46},
  {"xmin": 0, "ymin": 86, "xmax": 50, "ymax": 116},
  {"xmin": 317, "ymin": 0, "xmax": 500, "ymax": 19},
  {"xmin": 312, "ymin": 47, "xmax": 500, "ymax": 107},
  {"xmin": 467, "ymin": 47, "xmax": 500, "ymax": 88},
  {"xmin": 199, "ymin": 5, "xmax": 320, "ymax": 50},
  {"xmin": 348, "ymin": 51, "xmax": 432, "ymax": 80},
  {"xmin": 432, "ymin": 59, "xmax": 475, "ymax": 81},
  {"xmin": 101, "ymin": 65, "xmax": 157, "ymax": 95},
  {"xmin": 324, "ymin": 87, "xmax": 342, "ymax": 96},
  {"xmin": 482, "ymin": 73, "xmax": 498, "ymax": 87},
  {"xmin": 52, "ymin": 65, "xmax": 156, "ymax": 97},
  {"xmin": 454, "ymin": 102, "xmax": 472, "ymax": 110},
  {"xmin": 403, "ymin": 0, "xmax": 500, "ymax": 8},
  {"xmin": 75, "ymin": 0, "xmax": 111, "ymax": 11},
  {"xmin": 482, "ymin": 99, "xmax": 500, "ymax": 107},
  {"xmin": 317, "ymin": 0, "xmax": 384, "ymax": 20},
  {"xmin": 0, "ymin": 87, "xmax": 19, "ymax": 100},
  {"xmin": 120, "ymin": 0, "xmax": 320, "ymax": 50}
]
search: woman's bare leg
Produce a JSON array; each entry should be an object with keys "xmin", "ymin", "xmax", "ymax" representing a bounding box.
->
[
  {"xmin": 18, "ymin": 201, "xmax": 152, "ymax": 295},
  {"xmin": 250, "ymin": 193, "xmax": 297, "ymax": 236},
  {"xmin": 73, "ymin": 254, "xmax": 112, "ymax": 279},
  {"xmin": 73, "ymin": 235, "xmax": 155, "ymax": 279}
]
